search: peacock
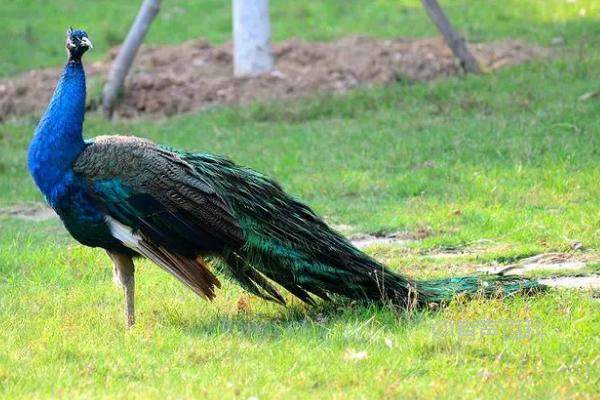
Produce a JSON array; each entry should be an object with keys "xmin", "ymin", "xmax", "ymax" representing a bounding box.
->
[{"xmin": 28, "ymin": 29, "xmax": 544, "ymax": 327}]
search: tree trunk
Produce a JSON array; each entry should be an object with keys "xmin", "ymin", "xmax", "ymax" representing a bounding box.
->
[
  {"xmin": 102, "ymin": 0, "xmax": 161, "ymax": 118},
  {"xmin": 421, "ymin": 0, "xmax": 481, "ymax": 74},
  {"xmin": 233, "ymin": 0, "xmax": 273, "ymax": 76}
]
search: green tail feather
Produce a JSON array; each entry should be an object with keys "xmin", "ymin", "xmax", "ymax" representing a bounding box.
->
[
  {"xmin": 181, "ymin": 151, "xmax": 547, "ymax": 309},
  {"xmin": 415, "ymin": 275, "xmax": 546, "ymax": 306},
  {"xmin": 225, "ymin": 234, "xmax": 547, "ymax": 309}
]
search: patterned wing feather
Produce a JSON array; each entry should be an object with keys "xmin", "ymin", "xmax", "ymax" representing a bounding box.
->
[{"xmin": 72, "ymin": 135, "xmax": 245, "ymax": 298}]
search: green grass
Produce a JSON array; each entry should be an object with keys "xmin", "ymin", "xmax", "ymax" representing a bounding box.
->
[
  {"xmin": 0, "ymin": 0, "xmax": 599, "ymax": 77},
  {"xmin": 1, "ymin": 1, "xmax": 600, "ymax": 399}
]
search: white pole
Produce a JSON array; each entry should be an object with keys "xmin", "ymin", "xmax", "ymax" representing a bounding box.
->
[{"xmin": 233, "ymin": 0, "xmax": 273, "ymax": 76}]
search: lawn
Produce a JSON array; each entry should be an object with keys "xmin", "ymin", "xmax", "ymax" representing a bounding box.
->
[{"xmin": 0, "ymin": 1, "xmax": 599, "ymax": 399}]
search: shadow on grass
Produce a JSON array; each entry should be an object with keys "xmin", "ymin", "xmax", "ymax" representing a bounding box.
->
[
  {"xmin": 159, "ymin": 283, "xmax": 554, "ymax": 342},
  {"xmin": 172, "ymin": 300, "xmax": 435, "ymax": 340}
]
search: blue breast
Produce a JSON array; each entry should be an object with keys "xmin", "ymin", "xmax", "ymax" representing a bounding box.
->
[
  {"xmin": 28, "ymin": 61, "xmax": 126, "ymax": 252},
  {"xmin": 28, "ymin": 61, "xmax": 86, "ymax": 207},
  {"xmin": 54, "ymin": 177, "xmax": 123, "ymax": 250}
]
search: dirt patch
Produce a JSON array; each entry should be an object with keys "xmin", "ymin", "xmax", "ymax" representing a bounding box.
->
[
  {"xmin": 0, "ymin": 36, "xmax": 546, "ymax": 120},
  {"xmin": 477, "ymin": 252, "xmax": 600, "ymax": 291},
  {"xmin": 0, "ymin": 202, "xmax": 56, "ymax": 221},
  {"xmin": 350, "ymin": 233, "xmax": 413, "ymax": 249},
  {"xmin": 425, "ymin": 249, "xmax": 477, "ymax": 259},
  {"xmin": 349, "ymin": 228, "xmax": 432, "ymax": 248},
  {"xmin": 423, "ymin": 240, "xmax": 493, "ymax": 259},
  {"xmin": 540, "ymin": 276, "xmax": 600, "ymax": 290},
  {"xmin": 478, "ymin": 253, "xmax": 593, "ymax": 275}
]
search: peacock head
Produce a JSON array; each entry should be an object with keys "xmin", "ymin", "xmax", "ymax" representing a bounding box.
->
[{"xmin": 66, "ymin": 28, "xmax": 93, "ymax": 62}]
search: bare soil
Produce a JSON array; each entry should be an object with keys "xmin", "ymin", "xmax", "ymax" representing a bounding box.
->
[
  {"xmin": 0, "ymin": 36, "xmax": 546, "ymax": 120},
  {"xmin": 0, "ymin": 202, "xmax": 55, "ymax": 221},
  {"xmin": 478, "ymin": 253, "xmax": 592, "ymax": 275},
  {"xmin": 349, "ymin": 228, "xmax": 433, "ymax": 248},
  {"xmin": 540, "ymin": 276, "xmax": 600, "ymax": 290}
]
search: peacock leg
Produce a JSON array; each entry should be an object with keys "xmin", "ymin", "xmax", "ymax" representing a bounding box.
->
[{"xmin": 106, "ymin": 251, "xmax": 136, "ymax": 327}]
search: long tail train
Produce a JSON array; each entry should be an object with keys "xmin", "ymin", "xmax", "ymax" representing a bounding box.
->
[{"xmin": 185, "ymin": 152, "xmax": 546, "ymax": 309}]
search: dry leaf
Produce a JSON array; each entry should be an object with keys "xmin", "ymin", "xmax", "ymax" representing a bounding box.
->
[
  {"xmin": 236, "ymin": 296, "xmax": 251, "ymax": 313},
  {"xmin": 315, "ymin": 313, "xmax": 328, "ymax": 324},
  {"xmin": 570, "ymin": 241, "xmax": 583, "ymax": 251},
  {"xmin": 578, "ymin": 91, "xmax": 600, "ymax": 102},
  {"xmin": 384, "ymin": 337, "xmax": 395, "ymax": 349},
  {"xmin": 343, "ymin": 348, "xmax": 368, "ymax": 361}
]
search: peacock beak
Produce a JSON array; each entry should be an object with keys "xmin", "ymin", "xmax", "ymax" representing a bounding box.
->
[{"xmin": 80, "ymin": 37, "xmax": 93, "ymax": 49}]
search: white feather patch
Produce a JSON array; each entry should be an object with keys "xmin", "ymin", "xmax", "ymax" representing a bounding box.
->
[{"xmin": 106, "ymin": 216, "xmax": 140, "ymax": 249}]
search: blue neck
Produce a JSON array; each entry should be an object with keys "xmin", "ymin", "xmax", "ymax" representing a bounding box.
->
[{"xmin": 28, "ymin": 60, "xmax": 86, "ymax": 206}]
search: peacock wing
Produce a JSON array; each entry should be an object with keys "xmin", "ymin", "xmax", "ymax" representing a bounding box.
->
[{"xmin": 72, "ymin": 135, "xmax": 245, "ymax": 299}]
